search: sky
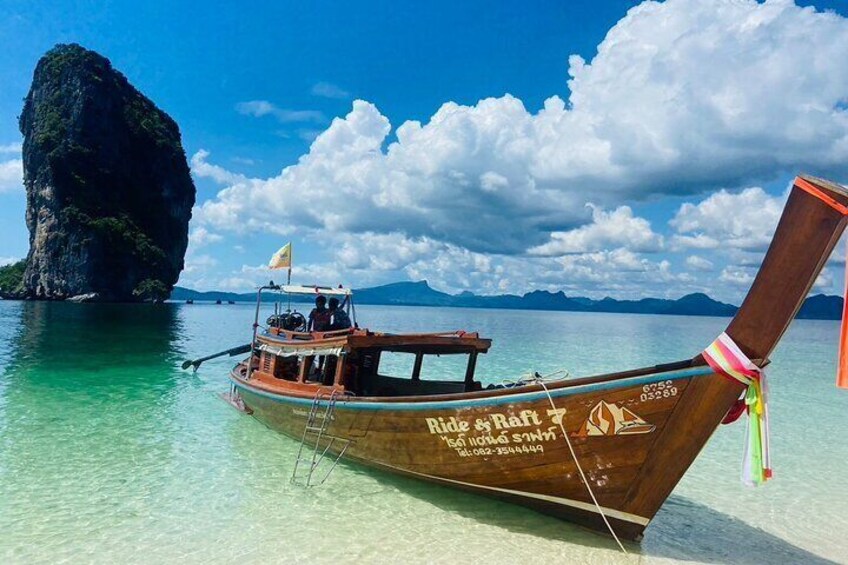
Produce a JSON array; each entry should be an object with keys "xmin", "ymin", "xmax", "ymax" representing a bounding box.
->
[{"xmin": 2, "ymin": 0, "xmax": 848, "ymax": 303}]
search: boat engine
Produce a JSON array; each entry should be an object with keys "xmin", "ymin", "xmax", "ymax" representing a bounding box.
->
[{"xmin": 267, "ymin": 311, "xmax": 307, "ymax": 332}]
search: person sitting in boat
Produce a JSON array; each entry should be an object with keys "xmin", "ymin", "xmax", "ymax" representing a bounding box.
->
[
  {"xmin": 308, "ymin": 295, "xmax": 332, "ymax": 332},
  {"xmin": 328, "ymin": 297, "xmax": 352, "ymax": 330}
]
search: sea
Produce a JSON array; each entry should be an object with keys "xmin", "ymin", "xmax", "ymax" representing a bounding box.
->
[{"xmin": 0, "ymin": 300, "xmax": 846, "ymax": 564}]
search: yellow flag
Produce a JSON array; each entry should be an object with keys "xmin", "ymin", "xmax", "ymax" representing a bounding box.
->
[{"xmin": 269, "ymin": 243, "xmax": 292, "ymax": 270}]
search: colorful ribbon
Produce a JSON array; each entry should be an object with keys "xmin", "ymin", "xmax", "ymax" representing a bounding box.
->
[{"xmin": 703, "ymin": 332, "xmax": 772, "ymax": 486}]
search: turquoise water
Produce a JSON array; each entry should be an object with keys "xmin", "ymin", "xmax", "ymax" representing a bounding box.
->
[{"xmin": 0, "ymin": 300, "xmax": 846, "ymax": 564}]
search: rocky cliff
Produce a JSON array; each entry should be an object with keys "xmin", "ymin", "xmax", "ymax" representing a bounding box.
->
[{"xmin": 19, "ymin": 44, "xmax": 195, "ymax": 302}]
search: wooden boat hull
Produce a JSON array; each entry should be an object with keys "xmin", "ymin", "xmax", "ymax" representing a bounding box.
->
[{"xmin": 231, "ymin": 363, "xmax": 723, "ymax": 541}]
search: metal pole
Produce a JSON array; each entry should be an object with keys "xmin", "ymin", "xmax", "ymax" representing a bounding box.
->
[
  {"xmin": 246, "ymin": 287, "xmax": 264, "ymax": 380},
  {"xmin": 287, "ymin": 267, "xmax": 292, "ymax": 312}
]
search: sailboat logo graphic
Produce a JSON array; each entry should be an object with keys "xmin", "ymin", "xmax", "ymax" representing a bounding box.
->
[{"xmin": 574, "ymin": 401, "xmax": 656, "ymax": 437}]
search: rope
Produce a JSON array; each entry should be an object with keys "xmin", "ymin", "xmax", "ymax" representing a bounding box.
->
[
  {"xmin": 533, "ymin": 377, "xmax": 628, "ymax": 554},
  {"xmin": 503, "ymin": 368, "xmax": 570, "ymax": 388}
]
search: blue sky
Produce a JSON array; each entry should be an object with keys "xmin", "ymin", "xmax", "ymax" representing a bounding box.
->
[{"xmin": 2, "ymin": 0, "xmax": 848, "ymax": 302}]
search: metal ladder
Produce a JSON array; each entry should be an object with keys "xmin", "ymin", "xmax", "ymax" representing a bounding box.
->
[{"xmin": 291, "ymin": 389, "xmax": 351, "ymax": 487}]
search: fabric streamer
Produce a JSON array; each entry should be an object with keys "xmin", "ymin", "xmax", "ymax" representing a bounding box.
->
[
  {"xmin": 838, "ymin": 256, "xmax": 848, "ymax": 389},
  {"xmin": 721, "ymin": 398, "xmax": 746, "ymax": 425},
  {"xmin": 703, "ymin": 332, "xmax": 772, "ymax": 486}
]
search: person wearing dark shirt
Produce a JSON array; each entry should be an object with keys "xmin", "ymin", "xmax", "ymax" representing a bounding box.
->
[
  {"xmin": 308, "ymin": 295, "xmax": 331, "ymax": 332},
  {"xmin": 328, "ymin": 297, "xmax": 352, "ymax": 330}
]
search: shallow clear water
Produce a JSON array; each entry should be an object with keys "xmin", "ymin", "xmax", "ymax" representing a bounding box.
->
[{"xmin": 0, "ymin": 301, "xmax": 846, "ymax": 564}]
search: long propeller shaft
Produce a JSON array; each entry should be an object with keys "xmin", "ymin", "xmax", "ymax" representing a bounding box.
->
[{"xmin": 182, "ymin": 343, "xmax": 251, "ymax": 371}]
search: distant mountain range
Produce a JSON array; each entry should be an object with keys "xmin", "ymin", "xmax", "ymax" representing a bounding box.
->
[{"xmin": 169, "ymin": 280, "xmax": 845, "ymax": 320}]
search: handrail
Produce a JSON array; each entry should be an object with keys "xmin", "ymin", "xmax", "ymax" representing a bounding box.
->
[{"xmin": 246, "ymin": 284, "xmax": 278, "ymax": 380}]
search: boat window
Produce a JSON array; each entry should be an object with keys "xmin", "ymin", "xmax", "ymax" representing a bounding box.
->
[
  {"xmin": 376, "ymin": 351, "xmax": 476, "ymax": 382},
  {"xmin": 376, "ymin": 351, "xmax": 416, "ymax": 379},
  {"xmin": 261, "ymin": 351, "xmax": 299, "ymax": 381},
  {"xmin": 275, "ymin": 356, "xmax": 299, "ymax": 381},
  {"xmin": 301, "ymin": 354, "xmax": 339, "ymax": 386},
  {"xmin": 362, "ymin": 349, "xmax": 482, "ymax": 397},
  {"xmin": 417, "ymin": 354, "xmax": 471, "ymax": 381}
]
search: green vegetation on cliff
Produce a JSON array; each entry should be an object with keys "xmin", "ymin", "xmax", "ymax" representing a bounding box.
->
[
  {"xmin": 0, "ymin": 261, "xmax": 26, "ymax": 298},
  {"xmin": 62, "ymin": 206, "xmax": 167, "ymax": 268},
  {"xmin": 132, "ymin": 279, "xmax": 170, "ymax": 302},
  {"xmin": 31, "ymin": 46, "xmax": 182, "ymax": 159}
]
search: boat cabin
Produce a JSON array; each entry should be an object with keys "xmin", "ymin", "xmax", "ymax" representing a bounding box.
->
[
  {"xmin": 247, "ymin": 328, "xmax": 492, "ymax": 398},
  {"xmin": 241, "ymin": 283, "xmax": 491, "ymax": 398}
]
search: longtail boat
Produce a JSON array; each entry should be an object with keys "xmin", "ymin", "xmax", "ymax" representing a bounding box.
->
[{"xmin": 220, "ymin": 175, "xmax": 848, "ymax": 542}]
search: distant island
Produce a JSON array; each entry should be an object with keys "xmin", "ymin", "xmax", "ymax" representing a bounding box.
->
[{"xmin": 169, "ymin": 280, "xmax": 845, "ymax": 320}]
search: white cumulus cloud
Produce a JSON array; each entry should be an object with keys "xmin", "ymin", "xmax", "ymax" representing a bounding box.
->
[
  {"xmin": 191, "ymin": 150, "xmax": 247, "ymax": 185},
  {"xmin": 0, "ymin": 159, "xmax": 23, "ymax": 193},
  {"xmin": 188, "ymin": 0, "xmax": 848, "ymax": 298},
  {"xmin": 188, "ymin": 226, "xmax": 223, "ymax": 248},
  {"xmin": 685, "ymin": 255, "xmax": 715, "ymax": 272},
  {"xmin": 0, "ymin": 142, "xmax": 22, "ymax": 154},
  {"xmin": 720, "ymin": 266, "xmax": 756, "ymax": 286},
  {"xmin": 671, "ymin": 187, "xmax": 785, "ymax": 251},
  {"xmin": 198, "ymin": 0, "xmax": 848, "ymax": 259},
  {"xmin": 530, "ymin": 204, "xmax": 663, "ymax": 255}
]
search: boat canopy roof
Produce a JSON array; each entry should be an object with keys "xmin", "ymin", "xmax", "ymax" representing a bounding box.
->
[
  {"xmin": 257, "ymin": 328, "xmax": 491, "ymax": 355},
  {"xmin": 278, "ymin": 284, "xmax": 352, "ymax": 297}
]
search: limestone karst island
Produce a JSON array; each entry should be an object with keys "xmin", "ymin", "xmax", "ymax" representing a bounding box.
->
[{"xmin": 2, "ymin": 44, "xmax": 194, "ymax": 302}]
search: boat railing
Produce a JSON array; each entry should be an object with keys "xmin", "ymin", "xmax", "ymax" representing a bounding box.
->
[
  {"xmin": 268, "ymin": 327, "xmax": 358, "ymax": 341},
  {"xmin": 248, "ymin": 283, "xmax": 358, "ymax": 380}
]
